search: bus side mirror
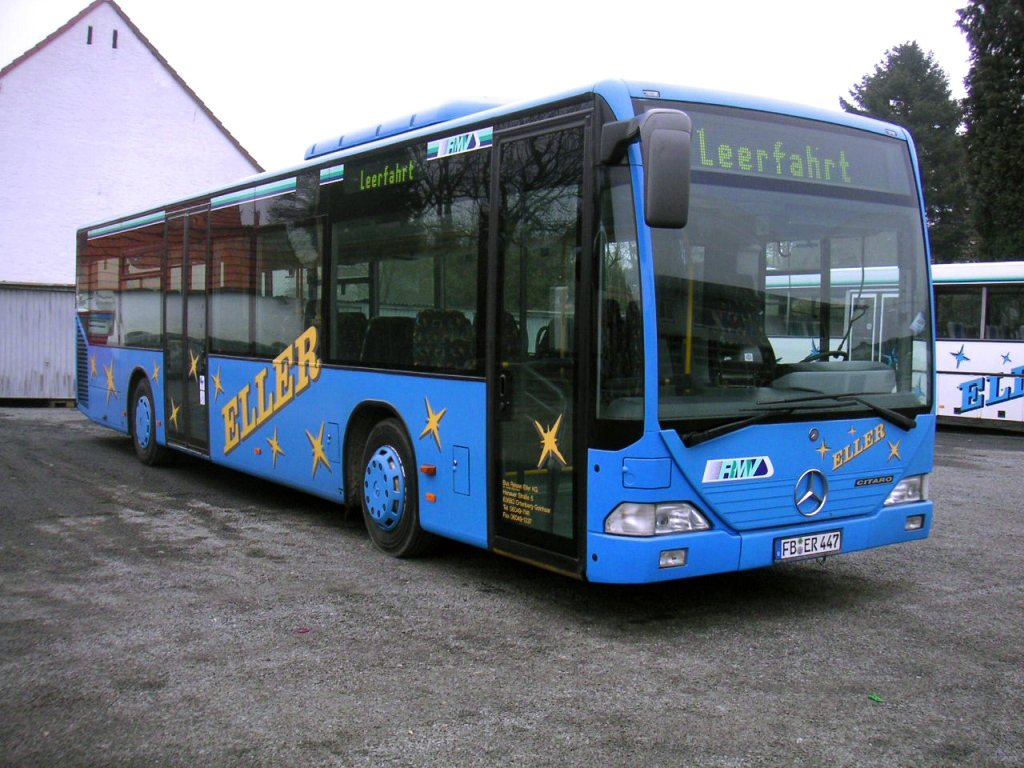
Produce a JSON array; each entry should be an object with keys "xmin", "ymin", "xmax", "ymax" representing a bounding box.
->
[{"xmin": 601, "ymin": 109, "xmax": 692, "ymax": 229}]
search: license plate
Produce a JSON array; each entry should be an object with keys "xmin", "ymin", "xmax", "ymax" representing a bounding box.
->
[{"xmin": 775, "ymin": 530, "xmax": 842, "ymax": 562}]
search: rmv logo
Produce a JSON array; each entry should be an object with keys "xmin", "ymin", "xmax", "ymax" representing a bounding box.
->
[
  {"xmin": 703, "ymin": 456, "xmax": 775, "ymax": 483},
  {"xmin": 447, "ymin": 134, "xmax": 477, "ymax": 154}
]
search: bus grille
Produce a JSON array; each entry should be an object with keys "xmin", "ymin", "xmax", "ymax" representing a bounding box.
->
[
  {"xmin": 75, "ymin": 318, "xmax": 89, "ymax": 407},
  {"xmin": 702, "ymin": 478, "xmax": 877, "ymax": 530}
]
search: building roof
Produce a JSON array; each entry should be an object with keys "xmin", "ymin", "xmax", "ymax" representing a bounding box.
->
[{"xmin": 1, "ymin": 0, "xmax": 263, "ymax": 172}]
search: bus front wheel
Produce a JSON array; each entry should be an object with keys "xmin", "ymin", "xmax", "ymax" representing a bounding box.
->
[
  {"xmin": 131, "ymin": 378, "xmax": 176, "ymax": 467},
  {"xmin": 360, "ymin": 419, "xmax": 434, "ymax": 557}
]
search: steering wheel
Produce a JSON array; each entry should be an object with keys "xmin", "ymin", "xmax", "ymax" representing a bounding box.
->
[{"xmin": 801, "ymin": 349, "xmax": 849, "ymax": 362}]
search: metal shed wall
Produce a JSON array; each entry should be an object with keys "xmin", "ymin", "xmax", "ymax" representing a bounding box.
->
[{"xmin": 0, "ymin": 283, "xmax": 75, "ymax": 399}]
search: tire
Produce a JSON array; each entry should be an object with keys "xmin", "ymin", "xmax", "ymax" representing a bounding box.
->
[
  {"xmin": 131, "ymin": 378, "xmax": 177, "ymax": 466},
  {"xmin": 360, "ymin": 418, "xmax": 434, "ymax": 557}
]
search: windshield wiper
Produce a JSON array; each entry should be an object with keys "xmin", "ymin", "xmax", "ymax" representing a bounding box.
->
[
  {"xmin": 681, "ymin": 391, "xmax": 918, "ymax": 448},
  {"xmin": 767, "ymin": 391, "xmax": 918, "ymax": 431},
  {"xmin": 843, "ymin": 395, "xmax": 917, "ymax": 431},
  {"xmin": 682, "ymin": 407, "xmax": 795, "ymax": 447}
]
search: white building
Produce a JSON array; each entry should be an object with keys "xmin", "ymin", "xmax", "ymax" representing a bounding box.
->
[{"xmin": 0, "ymin": 0, "xmax": 262, "ymax": 399}]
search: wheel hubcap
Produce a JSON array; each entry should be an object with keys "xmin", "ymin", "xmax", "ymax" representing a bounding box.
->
[
  {"xmin": 135, "ymin": 395, "xmax": 152, "ymax": 449},
  {"xmin": 363, "ymin": 445, "xmax": 406, "ymax": 531}
]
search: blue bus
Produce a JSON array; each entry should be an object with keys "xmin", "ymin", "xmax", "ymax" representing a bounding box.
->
[{"xmin": 76, "ymin": 79, "xmax": 934, "ymax": 583}]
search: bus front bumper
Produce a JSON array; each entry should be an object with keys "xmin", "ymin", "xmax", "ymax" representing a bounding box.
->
[{"xmin": 584, "ymin": 500, "xmax": 933, "ymax": 584}]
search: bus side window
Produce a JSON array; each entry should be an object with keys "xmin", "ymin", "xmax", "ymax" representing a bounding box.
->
[
  {"xmin": 412, "ymin": 309, "xmax": 474, "ymax": 370},
  {"xmin": 78, "ymin": 241, "xmax": 120, "ymax": 346},
  {"xmin": 361, "ymin": 315, "xmax": 414, "ymax": 367},
  {"xmin": 597, "ymin": 167, "xmax": 643, "ymax": 412},
  {"xmin": 334, "ymin": 310, "xmax": 367, "ymax": 360},
  {"xmin": 325, "ymin": 144, "xmax": 487, "ymax": 374},
  {"xmin": 254, "ymin": 224, "xmax": 320, "ymax": 357},
  {"xmin": 252, "ymin": 173, "xmax": 321, "ymax": 358},
  {"xmin": 935, "ymin": 285, "xmax": 982, "ymax": 339},
  {"xmin": 986, "ymin": 285, "xmax": 1023, "ymax": 340},
  {"xmin": 210, "ymin": 203, "xmax": 255, "ymax": 356}
]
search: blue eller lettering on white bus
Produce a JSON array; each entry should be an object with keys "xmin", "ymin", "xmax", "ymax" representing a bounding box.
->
[{"xmin": 959, "ymin": 366, "xmax": 1024, "ymax": 413}]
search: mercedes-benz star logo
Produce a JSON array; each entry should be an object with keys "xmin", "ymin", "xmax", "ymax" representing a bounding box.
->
[{"xmin": 794, "ymin": 469, "xmax": 828, "ymax": 517}]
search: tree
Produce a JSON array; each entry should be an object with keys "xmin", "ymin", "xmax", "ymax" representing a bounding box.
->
[
  {"xmin": 958, "ymin": 0, "xmax": 1024, "ymax": 261},
  {"xmin": 841, "ymin": 42, "xmax": 972, "ymax": 262}
]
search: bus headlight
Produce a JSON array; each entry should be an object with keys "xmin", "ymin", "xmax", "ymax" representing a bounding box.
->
[
  {"xmin": 884, "ymin": 474, "xmax": 929, "ymax": 506},
  {"xmin": 605, "ymin": 502, "xmax": 711, "ymax": 536}
]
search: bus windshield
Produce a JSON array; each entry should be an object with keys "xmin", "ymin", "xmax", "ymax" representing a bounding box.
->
[{"xmin": 646, "ymin": 102, "xmax": 932, "ymax": 432}]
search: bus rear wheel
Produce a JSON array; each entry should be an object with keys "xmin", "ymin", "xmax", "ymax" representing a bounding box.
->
[
  {"xmin": 360, "ymin": 419, "xmax": 434, "ymax": 557},
  {"xmin": 131, "ymin": 378, "xmax": 176, "ymax": 466}
]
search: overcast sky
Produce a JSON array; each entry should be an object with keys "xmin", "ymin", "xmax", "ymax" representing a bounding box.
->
[{"xmin": 1, "ymin": 0, "xmax": 972, "ymax": 171}]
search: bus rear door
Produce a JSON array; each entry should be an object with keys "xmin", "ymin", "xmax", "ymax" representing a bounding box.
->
[{"xmin": 164, "ymin": 207, "xmax": 210, "ymax": 455}]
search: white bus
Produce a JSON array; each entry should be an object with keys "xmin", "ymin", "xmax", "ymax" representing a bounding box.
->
[
  {"xmin": 933, "ymin": 261, "xmax": 1024, "ymax": 430},
  {"xmin": 766, "ymin": 261, "xmax": 1023, "ymax": 431}
]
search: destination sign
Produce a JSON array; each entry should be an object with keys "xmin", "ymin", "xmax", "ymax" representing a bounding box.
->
[
  {"xmin": 354, "ymin": 160, "xmax": 416, "ymax": 191},
  {"xmin": 683, "ymin": 107, "xmax": 915, "ymax": 197}
]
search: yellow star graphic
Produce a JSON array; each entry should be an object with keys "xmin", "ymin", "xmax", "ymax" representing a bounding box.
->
[
  {"xmin": 104, "ymin": 361, "xmax": 117, "ymax": 404},
  {"xmin": 90, "ymin": 354, "xmax": 98, "ymax": 378},
  {"xmin": 188, "ymin": 349, "xmax": 201, "ymax": 381},
  {"xmin": 816, "ymin": 440, "xmax": 831, "ymax": 460},
  {"xmin": 305, "ymin": 422, "xmax": 332, "ymax": 478},
  {"xmin": 887, "ymin": 440, "xmax": 902, "ymax": 462},
  {"xmin": 267, "ymin": 427, "xmax": 285, "ymax": 468},
  {"xmin": 168, "ymin": 398, "xmax": 181, "ymax": 430},
  {"xmin": 152, "ymin": 362, "xmax": 160, "ymax": 384},
  {"xmin": 212, "ymin": 367, "xmax": 225, "ymax": 402},
  {"xmin": 534, "ymin": 413, "xmax": 567, "ymax": 469},
  {"xmin": 419, "ymin": 397, "xmax": 447, "ymax": 451}
]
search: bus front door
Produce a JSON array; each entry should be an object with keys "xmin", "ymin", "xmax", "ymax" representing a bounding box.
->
[
  {"xmin": 164, "ymin": 208, "xmax": 210, "ymax": 456},
  {"xmin": 491, "ymin": 120, "xmax": 588, "ymax": 576}
]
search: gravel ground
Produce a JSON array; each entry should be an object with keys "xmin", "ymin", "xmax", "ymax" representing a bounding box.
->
[{"xmin": 1, "ymin": 407, "xmax": 1022, "ymax": 767}]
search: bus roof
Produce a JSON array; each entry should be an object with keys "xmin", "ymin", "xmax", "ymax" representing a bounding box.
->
[
  {"xmin": 931, "ymin": 261, "xmax": 1024, "ymax": 284},
  {"xmin": 81, "ymin": 79, "xmax": 914, "ymax": 234},
  {"xmin": 302, "ymin": 80, "xmax": 907, "ymax": 162},
  {"xmin": 304, "ymin": 99, "xmax": 502, "ymax": 160},
  {"xmin": 303, "ymin": 79, "xmax": 911, "ymax": 162}
]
